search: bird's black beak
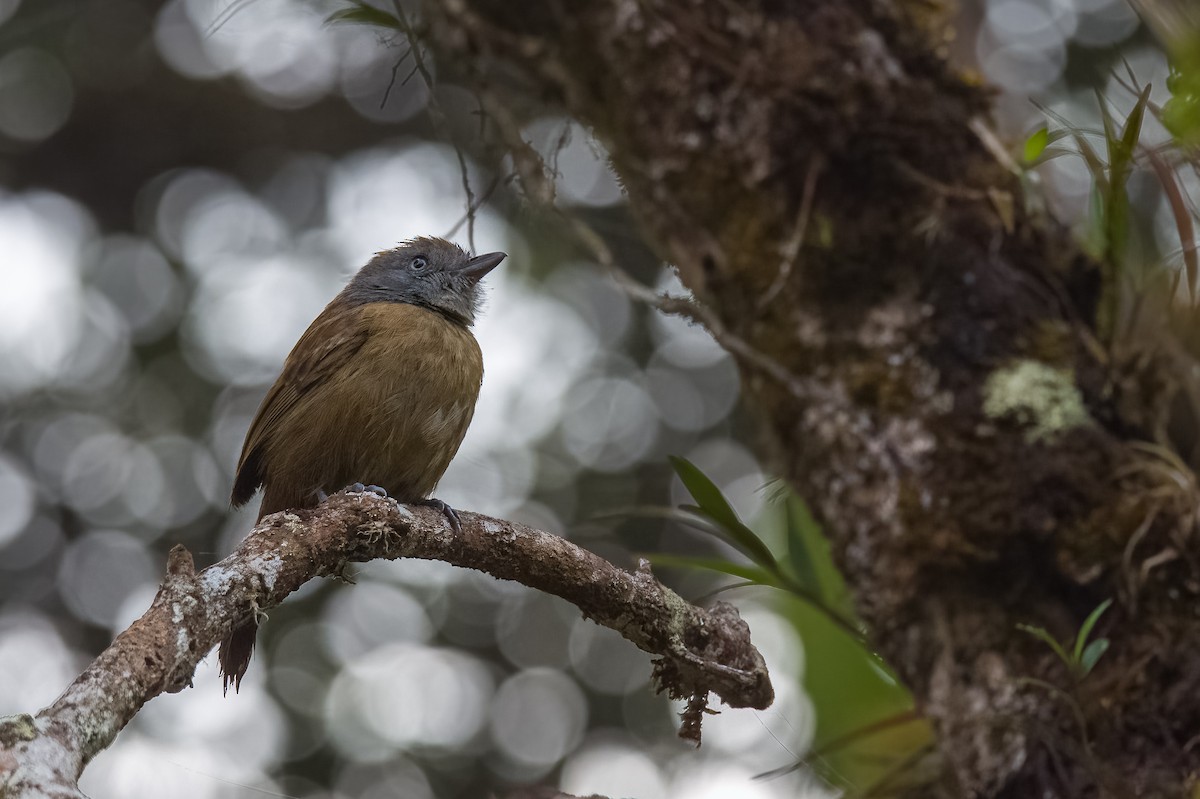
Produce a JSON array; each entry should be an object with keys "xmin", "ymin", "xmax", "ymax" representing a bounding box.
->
[{"xmin": 457, "ymin": 251, "xmax": 506, "ymax": 284}]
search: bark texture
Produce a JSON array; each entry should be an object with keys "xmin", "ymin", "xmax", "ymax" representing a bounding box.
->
[
  {"xmin": 420, "ymin": 0, "xmax": 1200, "ymax": 795},
  {"xmin": 0, "ymin": 491, "xmax": 771, "ymax": 798}
]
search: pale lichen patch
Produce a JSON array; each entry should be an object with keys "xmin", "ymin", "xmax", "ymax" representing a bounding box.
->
[
  {"xmin": 982, "ymin": 360, "xmax": 1093, "ymax": 442},
  {"xmin": 248, "ymin": 554, "xmax": 283, "ymax": 592},
  {"xmin": 198, "ymin": 566, "xmax": 234, "ymax": 594}
]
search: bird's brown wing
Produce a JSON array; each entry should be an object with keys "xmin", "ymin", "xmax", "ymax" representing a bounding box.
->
[{"xmin": 231, "ymin": 301, "xmax": 370, "ymax": 509}]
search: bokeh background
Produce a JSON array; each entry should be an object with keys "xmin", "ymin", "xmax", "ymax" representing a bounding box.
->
[{"xmin": 0, "ymin": 1, "xmax": 1175, "ymax": 797}]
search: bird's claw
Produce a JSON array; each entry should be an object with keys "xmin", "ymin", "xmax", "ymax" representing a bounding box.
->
[
  {"xmin": 417, "ymin": 497, "xmax": 461, "ymax": 533},
  {"xmin": 347, "ymin": 482, "xmax": 389, "ymax": 498}
]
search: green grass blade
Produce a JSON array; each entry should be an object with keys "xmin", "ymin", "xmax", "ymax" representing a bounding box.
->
[
  {"xmin": 1017, "ymin": 623, "xmax": 1072, "ymax": 667},
  {"xmin": 1079, "ymin": 638, "xmax": 1110, "ymax": 677},
  {"xmin": 325, "ymin": 1, "xmax": 401, "ymax": 28},
  {"xmin": 784, "ymin": 496, "xmax": 825, "ymax": 601},
  {"xmin": 1073, "ymin": 598, "xmax": 1113, "ymax": 662},
  {"xmin": 645, "ymin": 552, "xmax": 775, "ymax": 585},
  {"xmin": 670, "ymin": 456, "xmax": 779, "ymax": 569}
]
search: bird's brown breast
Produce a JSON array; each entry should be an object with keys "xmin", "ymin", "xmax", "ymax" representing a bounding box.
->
[{"xmin": 236, "ymin": 300, "xmax": 483, "ymax": 518}]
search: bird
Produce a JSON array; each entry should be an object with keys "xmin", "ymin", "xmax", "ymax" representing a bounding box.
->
[{"xmin": 218, "ymin": 236, "xmax": 505, "ymax": 693}]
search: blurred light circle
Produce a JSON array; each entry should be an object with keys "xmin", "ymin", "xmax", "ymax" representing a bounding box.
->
[
  {"xmin": 179, "ymin": 188, "xmax": 287, "ymax": 271},
  {"xmin": 61, "ymin": 290, "xmax": 132, "ymax": 392},
  {"xmin": 325, "ymin": 644, "xmax": 493, "ymax": 757},
  {"xmin": 122, "ymin": 435, "xmax": 220, "ymax": 530},
  {"xmin": 259, "ymin": 154, "xmax": 330, "ymax": 229},
  {"xmin": 57, "ymin": 529, "xmax": 157, "ymax": 627},
  {"xmin": 82, "ymin": 736, "xmax": 223, "ymax": 799},
  {"xmin": 0, "ymin": 454, "xmax": 35, "ymax": 548},
  {"xmin": 0, "ymin": 0, "xmax": 21, "ymax": 28},
  {"xmin": 235, "ymin": 7, "xmax": 336, "ymax": 108},
  {"xmin": 62, "ymin": 432, "xmax": 138, "ymax": 513},
  {"xmin": 326, "ymin": 145, "xmax": 497, "ymax": 263},
  {"xmin": 645, "ymin": 366, "xmax": 709, "ymax": 432},
  {"xmin": 335, "ymin": 758, "xmax": 434, "ymax": 799},
  {"xmin": 150, "ymin": 169, "xmax": 244, "ymax": 260},
  {"xmin": 438, "ymin": 446, "xmax": 537, "ymax": 519},
  {"xmin": 489, "ymin": 667, "xmax": 588, "ymax": 769},
  {"xmin": 524, "ymin": 118, "xmax": 625, "ymax": 207},
  {"xmin": 0, "ymin": 515, "xmax": 63, "ymax": 571},
  {"xmin": 979, "ymin": 42, "xmax": 1066, "ymax": 92},
  {"xmin": 985, "ymin": 0, "xmax": 1076, "ymax": 42},
  {"xmin": 320, "ymin": 582, "xmax": 434, "ymax": 663},
  {"xmin": 183, "ymin": 255, "xmax": 331, "ymax": 384},
  {"xmin": 87, "ymin": 235, "xmax": 184, "ymax": 344},
  {"xmin": 32, "ymin": 413, "xmax": 115, "ymax": 495},
  {"xmin": 703, "ymin": 665, "xmax": 812, "ymax": 759},
  {"xmin": 495, "ymin": 593, "xmax": 574, "ymax": 669},
  {"xmin": 568, "ymin": 621, "xmax": 651, "ymax": 696},
  {"xmin": 153, "ymin": 0, "xmax": 227, "ymax": 80},
  {"xmin": 0, "ymin": 48, "xmax": 73, "ymax": 142},
  {"xmin": 1074, "ymin": 0, "xmax": 1139, "ymax": 46},
  {"xmin": 560, "ymin": 740, "xmax": 668, "ymax": 799},
  {"xmin": 0, "ymin": 612, "xmax": 79, "ymax": 715},
  {"xmin": 469, "ymin": 283, "xmax": 599, "ymax": 451},
  {"xmin": 561, "ymin": 377, "xmax": 659, "ymax": 472},
  {"xmin": 134, "ymin": 657, "xmax": 288, "ymax": 779},
  {"xmin": 340, "ymin": 31, "xmax": 431, "ymax": 124},
  {"xmin": 111, "ymin": 584, "xmax": 158, "ymax": 634},
  {"xmin": 670, "ymin": 763, "xmax": 782, "ymax": 799},
  {"xmin": 0, "ymin": 192, "xmax": 94, "ymax": 396},
  {"xmin": 271, "ymin": 664, "xmax": 328, "ymax": 718},
  {"xmin": 545, "ymin": 263, "xmax": 633, "ymax": 347}
]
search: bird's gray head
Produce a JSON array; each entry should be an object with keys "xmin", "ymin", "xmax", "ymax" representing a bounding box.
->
[{"xmin": 341, "ymin": 237, "xmax": 506, "ymax": 326}]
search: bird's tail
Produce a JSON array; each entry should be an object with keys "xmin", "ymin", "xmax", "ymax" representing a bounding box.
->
[{"xmin": 218, "ymin": 619, "xmax": 258, "ymax": 695}]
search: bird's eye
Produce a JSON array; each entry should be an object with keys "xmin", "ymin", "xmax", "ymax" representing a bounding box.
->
[{"xmin": 410, "ymin": 256, "xmax": 428, "ymax": 271}]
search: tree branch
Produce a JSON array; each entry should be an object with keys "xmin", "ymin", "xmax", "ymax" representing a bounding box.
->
[{"xmin": 0, "ymin": 490, "xmax": 773, "ymax": 798}]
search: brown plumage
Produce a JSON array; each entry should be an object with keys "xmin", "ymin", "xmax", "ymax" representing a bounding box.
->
[{"xmin": 218, "ymin": 237, "xmax": 504, "ymax": 692}]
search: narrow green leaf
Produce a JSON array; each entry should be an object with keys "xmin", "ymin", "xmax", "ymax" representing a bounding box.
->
[
  {"xmin": 670, "ymin": 456, "xmax": 778, "ymax": 569},
  {"xmin": 670, "ymin": 456, "xmax": 740, "ymax": 528},
  {"xmin": 1016, "ymin": 623, "xmax": 1072, "ymax": 667},
  {"xmin": 325, "ymin": 1, "xmax": 401, "ymax": 29},
  {"xmin": 1119, "ymin": 85, "xmax": 1152, "ymax": 166},
  {"xmin": 1078, "ymin": 638, "xmax": 1110, "ymax": 677},
  {"xmin": 784, "ymin": 496, "xmax": 824, "ymax": 600},
  {"xmin": 1023, "ymin": 127, "xmax": 1050, "ymax": 164},
  {"xmin": 645, "ymin": 552, "xmax": 774, "ymax": 585},
  {"xmin": 591, "ymin": 505, "xmax": 723, "ymax": 534},
  {"xmin": 680, "ymin": 505, "xmax": 780, "ymax": 571},
  {"xmin": 1073, "ymin": 598, "xmax": 1113, "ymax": 663},
  {"xmin": 1072, "ymin": 130, "xmax": 1109, "ymax": 192}
]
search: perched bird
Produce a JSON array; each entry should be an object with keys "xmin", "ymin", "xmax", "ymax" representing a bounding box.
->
[{"xmin": 218, "ymin": 236, "xmax": 505, "ymax": 692}]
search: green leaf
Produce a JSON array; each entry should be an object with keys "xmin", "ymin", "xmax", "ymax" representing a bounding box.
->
[
  {"xmin": 1078, "ymin": 638, "xmax": 1110, "ymax": 677},
  {"xmin": 1016, "ymin": 623, "xmax": 1072, "ymax": 667},
  {"xmin": 325, "ymin": 1, "xmax": 401, "ymax": 29},
  {"xmin": 644, "ymin": 552, "xmax": 775, "ymax": 585},
  {"xmin": 1073, "ymin": 598, "xmax": 1113, "ymax": 663},
  {"xmin": 1023, "ymin": 127, "xmax": 1050, "ymax": 164},
  {"xmin": 783, "ymin": 496, "xmax": 825, "ymax": 601},
  {"xmin": 669, "ymin": 456, "xmax": 778, "ymax": 569}
]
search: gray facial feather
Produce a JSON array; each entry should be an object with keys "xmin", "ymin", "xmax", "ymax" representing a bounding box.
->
[{"xmin": 339, "ymin": 237, "xmax": 491, "ymax": 326}]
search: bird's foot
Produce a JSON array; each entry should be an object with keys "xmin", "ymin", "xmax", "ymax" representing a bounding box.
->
[
  {"xmin": 347, "ymin": 482, "xmax": 390, "ymax": 498},
  {"xmin": 315, "ymin": 488, "xmax": 330, "ymax": 504},
  {"xmin": 417, "ymin": 497, "xmax": 461, "ymax": 533}
]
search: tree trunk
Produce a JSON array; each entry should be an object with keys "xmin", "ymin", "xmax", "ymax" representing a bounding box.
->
[{"xmin": 422, "ymin": 1, "xmax": 1200, "ymax": 795}]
